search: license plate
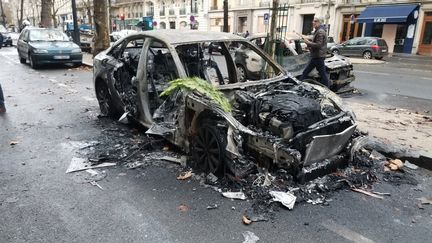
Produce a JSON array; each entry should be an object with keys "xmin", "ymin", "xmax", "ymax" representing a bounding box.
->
[
  {"xmin": 382, "ymin": 50, "xmax": 387, "ymax": 52},
  {"xmin": 54, "ymin": 55, "xmax": 70, "ymax": 60}
]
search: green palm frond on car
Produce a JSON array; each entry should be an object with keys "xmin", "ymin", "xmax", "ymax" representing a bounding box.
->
[{"xmin": 160, "ymin": 77, "xmax": 232, "ymax": 112}]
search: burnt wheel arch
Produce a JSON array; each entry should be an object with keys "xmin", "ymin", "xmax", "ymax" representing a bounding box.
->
[{"xmin": 95, "ymin": 79, "xmax": 122, "ymax": 119}]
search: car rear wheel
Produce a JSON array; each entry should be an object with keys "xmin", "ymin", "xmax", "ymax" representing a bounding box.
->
[
  {"xmin": 236, "ymin": 64, "xmax": 247, "ymax": 82},
  {"xmin": 363, "ymin": 51, "xmax": 372, "ymax": 59},
  {"xmin": 191, "ymin": 119, "xmax": 227, "ymax": 175},
  {"xmin": 95, "ymin": 81, "xmax": 122, "ymax": 119},
  {"xmin": 332, "ymin": 49, "xmax": 340, "ymax": 55}
]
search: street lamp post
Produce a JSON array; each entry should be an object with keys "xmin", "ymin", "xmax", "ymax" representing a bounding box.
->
[{"xmin": 71, "ymin": 0, "xmax": 80, "ymax": 45}]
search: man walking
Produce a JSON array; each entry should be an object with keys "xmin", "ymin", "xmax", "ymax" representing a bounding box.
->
[{"xmin": 298, "ymin": 16, "xmax": 329, "ymax": 87}]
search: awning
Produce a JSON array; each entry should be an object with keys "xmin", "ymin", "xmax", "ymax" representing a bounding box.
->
[{"xmin": 357, "ymin": 4, "xmax": 419, "ymax": 23}]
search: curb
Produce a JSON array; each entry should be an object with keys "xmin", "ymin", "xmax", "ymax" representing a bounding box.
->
[{"xmin": 349, "ymin": 58, "xmax": 385, "ymax": 64}]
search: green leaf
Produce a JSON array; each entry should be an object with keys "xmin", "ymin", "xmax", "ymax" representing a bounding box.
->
[{"xmin": 160, "ymin": 77, "xmax": 232, "ymax": 112}]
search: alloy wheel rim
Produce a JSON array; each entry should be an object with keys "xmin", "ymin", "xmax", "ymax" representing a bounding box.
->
[{"xmin": 194, "ymin": 127, "xmax": 221, "ymax": 173}]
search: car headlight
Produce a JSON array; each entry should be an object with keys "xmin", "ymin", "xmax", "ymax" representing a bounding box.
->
[
  {"xmin": 33, "ymin": 49, "xmax": 48, "ymax": 54},
  {"xmin": 71, "ymin": 48, "xmax": 82, "ymax": 53}
]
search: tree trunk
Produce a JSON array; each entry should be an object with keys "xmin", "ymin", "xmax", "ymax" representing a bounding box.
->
[
  {"xmin": 267, "ymin": 0, "xmax": 279, "ymax": 60},
  {"xmin": 19, "ymin": 0, "xmax": 24, "ymax": 27},
  {"xmin": 0, "ymin": 0, "xmax": 6, "ymax": 26},
  {"xmin": 93, "ymin": 0, "xmax": 109, "ymax": 57},
  {"xmin": 40, "ymin": 0, "xmax": 52, "ymax": 27},
  {"xmin": 51, "ymin": 1, "xmax": 58, "ymax": 28},
  {"xmin": 87, "ymin": 1, "xmax": 92, "ymax": 28}
]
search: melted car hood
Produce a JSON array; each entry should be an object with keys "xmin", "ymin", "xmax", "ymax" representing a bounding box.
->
[{"xmin": 29, "ymin": 41, "xmax": 79, "ymax": 50}]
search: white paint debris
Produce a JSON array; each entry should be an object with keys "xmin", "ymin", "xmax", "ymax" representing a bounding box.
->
[
  {"xmin": 404, "ymin": 161, "xmax": 419, "ymax": 170},
  {"xmin": 270, "ymin": 191, "xmax": 297, "ymax": 210},
  {"xmin": 242, "ymin": 231, "xmax": 259, "ymax": 243},
  {"xmin": 66, "ymin": 157, "xmax": 116, "ymax": 173},
  {"xmin": 222, "ymin": 191, "xmax": 246, "ymax": 200}
]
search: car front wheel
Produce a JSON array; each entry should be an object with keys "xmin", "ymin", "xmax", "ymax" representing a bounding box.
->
[
  {"xmin": 332, "ymin": 49, "xmax": 340, "ymax": 55},
  {"xmin": 191, "ymin": 119, "xmax": 227, "ymax": 176},
  {"xmin": 29, "ymin": 53, "xmax": 38, "ymax": 69}
]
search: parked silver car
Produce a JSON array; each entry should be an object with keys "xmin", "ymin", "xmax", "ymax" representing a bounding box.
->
[{"xmin": 330, "ymin": 37, "xmax": 388, "ymax": 60}]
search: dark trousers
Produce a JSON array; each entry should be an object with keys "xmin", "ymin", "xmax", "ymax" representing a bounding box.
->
[
  {"xmin": 0, "ymin": 83, "xmax": 4, "ymax": 106},
  {"xmin": 300, "ymin": 57, "xmax": 330, "ymax": 87}
]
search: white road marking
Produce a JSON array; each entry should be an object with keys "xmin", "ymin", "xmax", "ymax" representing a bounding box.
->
[
  {"xmin": 321, "ymin": 220, "xmax": 375, "ymax": 243},
  {"xmin": 354, "ymin": 70, "xmax": 390, "ymax": 76},
  {"xmin": 421, "ymin": 77, "xmax": 432, "ymax": 81}
]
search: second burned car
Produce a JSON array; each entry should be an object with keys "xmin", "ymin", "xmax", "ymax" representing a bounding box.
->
[{"xmin": 93, "ymin": 30, "xmax": 356, "ymax": 179}]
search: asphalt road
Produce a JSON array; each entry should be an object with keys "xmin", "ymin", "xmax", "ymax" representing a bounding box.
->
[
  {"xmin": 349, "ymin": 56, "xmax": 432, "ymax": 114},
  {"xmin": 1, "ymin": 46, "xmax": 432, "ymax": 243}
]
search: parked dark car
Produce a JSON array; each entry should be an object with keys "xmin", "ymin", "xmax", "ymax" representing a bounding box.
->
[
  {"xmin": 93, "ymin": 30, "xmax": 356, "ymax": 178},
  {"xmin": 0, "ymin": 25, "xmax": 13, "ymax": 47},
  {"xmin": 330, "ymin": 37, "xmax": 388, "ymax": 60},
  {"xmin": 17, "ymin": 27, "xmax": 83, "ymax": 69}
]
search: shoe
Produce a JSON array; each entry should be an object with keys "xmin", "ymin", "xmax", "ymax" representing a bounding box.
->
[{"xmin": 0, "ymin": 105, "xmax": 6, "ymax": 113}]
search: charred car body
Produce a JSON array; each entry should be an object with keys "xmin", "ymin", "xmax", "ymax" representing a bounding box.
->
[
  {"xmin": 93, "ymin": 30, "xmax": 356, "ymax": 180},
  {"xmin": 244, "ymin": 33, "xmax": 355, "ymax": 91}
]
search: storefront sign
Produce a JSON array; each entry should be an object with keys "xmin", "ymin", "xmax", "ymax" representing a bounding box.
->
[
  {"xmin": 407, "ymin": 24, "xmax": 415, "ymax": 38},
  {"xmin": 374, "ymin": 18, "xmax": 387, "ymax": 23}
]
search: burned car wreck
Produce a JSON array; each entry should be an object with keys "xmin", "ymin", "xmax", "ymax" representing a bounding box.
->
[{"xmin": 93, "ymin": 30, "xmax": 356, "ymax": 181}]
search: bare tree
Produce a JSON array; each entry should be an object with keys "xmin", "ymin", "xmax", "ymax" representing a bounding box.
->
[
  {"xmin": 80, "ymin": 0, "xmax": 93, "ymax": 29},
  {"xmin": 51, "ymin": 0, "xmax": 70, "ymax": 28},
  {"xmin": 0, "ymin": 0, "xmax": 6, "ymax": 26},
  {"xmin": 40, "ymin": 0, "xmax": 52, "ymax": 27},
  {"xmin": 93, "ymin": 0, "xmax": 109, "ymax": 57}
]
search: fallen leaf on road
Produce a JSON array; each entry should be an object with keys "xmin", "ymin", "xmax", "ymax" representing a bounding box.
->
[
  {"xmin": 178, "ymin": 204, "xmax": 189, "ymax": 212},
  {"xmin": 10, "ymin": 141, "xmax": 19, "ymax": 146},
  {"xmin": 242, "ymin": 215, "xmax": 252, "ymax": 225},
  {"xmin": 177, "ymin": 171, "xmax": 192, "ymax": 180}
]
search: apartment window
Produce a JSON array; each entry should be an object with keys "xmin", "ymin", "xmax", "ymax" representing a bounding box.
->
[
  {"xmin": 160, "ymin": 1, "xmax": 166, "ymax": 16},
  {"xmin": 191, "ymin": 0, "xmax": 198, "ymax": 14}
]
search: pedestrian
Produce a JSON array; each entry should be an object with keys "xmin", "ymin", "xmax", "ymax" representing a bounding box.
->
[
  {"xmin": 0, "ymin": 83, "xmax": 6, "ymax": 113},
  {"xmin": 298, "ymin": 16, "xmax": 329, "ymax": 87},
  {"xmin": 244, "ymin": 30, "xmax": 250, "ymax": 38},
  {"xmin": 0, "ymin": 32, "xmax": 3, "ymax": 49}
]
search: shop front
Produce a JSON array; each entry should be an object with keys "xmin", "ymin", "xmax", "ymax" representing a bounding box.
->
[
  {"xmin": 418, "ymin": 12, "xmax": 432, "ymax": 56},
  {"xmin": 357, "ymin": 4, "xmax": 420, "ymax": 54}
]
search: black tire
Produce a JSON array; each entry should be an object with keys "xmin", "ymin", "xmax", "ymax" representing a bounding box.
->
[
  {"xmin": 95, "ymin": 81, "xmax": 122, "ymax": 119},
  {"xmin": 363, "ymin": 51, "xmax": 372, "ymax": 59},
  {"xmin": 236, "ymin": 64, "xmax": 247, "ymax": 83},
  {"xmin": 332, "ymin": 49, "xmax": 340, "ymax": 55},
  {"xmin": 375, "ymin": 56, "xmax": 383, "ymax": 60},
  {"xmin": 19, "ymin": 57, "xmax": 26, "ymax": 64},
  {"xmin": 29, "ymin": 53, "xmax": 38, "ymax": 69},
  {"xmin": 191, "ymin": 119, "xmax": 227, "ymax": 175}
]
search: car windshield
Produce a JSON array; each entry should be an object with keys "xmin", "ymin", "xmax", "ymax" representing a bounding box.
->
[{"xmin": 29, "ymin": 29, "xmax": 69, "ymax": 41}]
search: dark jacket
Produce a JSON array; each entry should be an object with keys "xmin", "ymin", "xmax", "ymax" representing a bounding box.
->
[{"xmin": 307, "ymin": 27, "xmax": 327, "ymax": 58}]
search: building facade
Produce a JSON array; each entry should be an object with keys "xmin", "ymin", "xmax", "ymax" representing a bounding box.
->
[{"xmin": 111, "ymin": 0, "xmax": 209, "ymax": 31}]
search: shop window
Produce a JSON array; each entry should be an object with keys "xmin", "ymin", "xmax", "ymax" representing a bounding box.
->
[
  {"xmin": 371, "ymin": 24, "xmax": 383, "ymax": 37},
  {"xmin": 422, "ymin": 22, "xmax": 432, "ymax": 45}
]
